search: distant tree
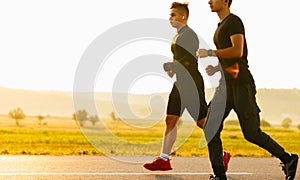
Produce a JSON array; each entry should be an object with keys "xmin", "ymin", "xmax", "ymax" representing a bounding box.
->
[
  {"xmin": 8, "ymin": 107, "xmax": 26, "ymax": 126},
  {"xmin": 37, "ymin": 114, "xmax": 45, "ymax": 125},
  {"xmin": 260, "ymin": 119, "xmax": 271, "ymax": 127},
  {"xmin": 110, "ymin": 112, "xmax": 120, "ymax": 121},
  {"xmin": 281, "ymin": 117, "xmax": 292, "ymax": 129},
  {"xmin": 72, "ymin": 113, "xmax": 76, "ymax": 121},
  {"xmin": 74, "ymin": 109, "xmax": 89, "ymax": 126},
  {"xmin": 297, "ymin": 124, "xmax": 300, "ymax": 130},
  {"xmin": 89, "ymin": 115, "xmax": 99, "ymax": 126}
]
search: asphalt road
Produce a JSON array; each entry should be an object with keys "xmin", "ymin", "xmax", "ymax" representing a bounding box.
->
[{"xmin": 0, "ymin": 156, "xmax": 299, "ymax": 180}]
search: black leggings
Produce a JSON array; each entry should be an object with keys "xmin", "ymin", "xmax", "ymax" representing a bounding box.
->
[{"xmin": 205, "ymin": 82, "xmax": 287, "ymax": 177}]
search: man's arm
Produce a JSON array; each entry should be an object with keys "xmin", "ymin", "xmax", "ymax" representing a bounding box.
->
[{"xmin": 198, "ymin": 34, "xmax": 244, "ymax": 59}]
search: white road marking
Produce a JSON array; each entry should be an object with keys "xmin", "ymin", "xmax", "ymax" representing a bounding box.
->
[{"xmin": 0, "ymin": 172, "xmax": 252, "ymax": 175}]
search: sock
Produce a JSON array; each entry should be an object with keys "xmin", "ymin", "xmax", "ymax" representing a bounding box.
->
[{"xmin": 160, "ymin": 153, "xmax": 169, "ymax": 161}]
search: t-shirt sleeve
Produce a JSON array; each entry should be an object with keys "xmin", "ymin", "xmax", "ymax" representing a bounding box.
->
[
  {"xmin": 177, "ymin": 30, "xmax": 199, "ymax": 57},
  {"xmin": 228, "ymin": 16, "xmax": 245, "ymax": 36}
]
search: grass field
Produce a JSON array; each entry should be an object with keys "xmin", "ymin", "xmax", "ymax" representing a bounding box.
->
[{"xmin": 0, "ymin": 116, "xmax": 299, "ymax": 157}]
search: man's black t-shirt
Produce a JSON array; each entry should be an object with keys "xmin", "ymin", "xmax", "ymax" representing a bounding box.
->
[
  {"xmin": 171, "ymin": 25, "xmax": 199, "ymax": 75},
  {"xmin": 213, "ymin": 13, "xmax": 254, "ymax": 84},
  {"xmin": 168, "ymin": 25, "xmax": 207, "ymax": 120}
]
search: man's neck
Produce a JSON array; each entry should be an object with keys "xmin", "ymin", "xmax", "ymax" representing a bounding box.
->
[
  {"xmin": 176, "ymin": 23, "xmax": 186, "ymax": 32},
  {"xmin": 217, "ymin": 9, "xmax": 231, "ymax": 23}
]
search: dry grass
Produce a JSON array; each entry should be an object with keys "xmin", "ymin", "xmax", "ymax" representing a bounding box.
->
[{"xmin": 0, "ymin": 116, "xmax": 299, "ymax": 157}]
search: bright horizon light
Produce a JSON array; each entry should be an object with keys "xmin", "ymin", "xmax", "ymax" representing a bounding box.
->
[{"xmin": 0, "ymin": 0, "xmax": 299, "ymax": 93}]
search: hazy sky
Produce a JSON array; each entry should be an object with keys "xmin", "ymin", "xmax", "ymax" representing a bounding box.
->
[{"xmin": 1, "ymin": 0, "xmax": 299, "ymax": 93}]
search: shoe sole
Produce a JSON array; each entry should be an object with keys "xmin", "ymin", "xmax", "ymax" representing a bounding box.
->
[
  {"xmin": 144, "ymin": 167, "xmax": 172, "ymax": 171},
  {"xmin": 143, "ymin": 164, "xmax": 172, "ymax": 171}
]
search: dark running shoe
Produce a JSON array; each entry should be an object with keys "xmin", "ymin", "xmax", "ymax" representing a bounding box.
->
[
  {"xmin": 143, "ymin": 157, "xmax": 172, "ymax": 171},
  {"xmin": 281, "ymin": 154, "xmax": 298, "ymax": 180},
  {"xmin": 209, "ymin": 175, "xmax": 227, "ymax": 180}
]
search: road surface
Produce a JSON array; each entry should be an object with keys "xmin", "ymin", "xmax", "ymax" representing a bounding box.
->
[{"xmin": 0, "ymin": 156, "xmax": 299, "ymax": 180}]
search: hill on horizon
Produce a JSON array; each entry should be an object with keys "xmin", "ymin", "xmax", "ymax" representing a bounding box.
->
[{"xmin": 0, "ymin": 87, "xmax": 299, "ymax": 125}]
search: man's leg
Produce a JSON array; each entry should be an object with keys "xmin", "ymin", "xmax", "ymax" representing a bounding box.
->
[
  {"xmin": 208, "ymin": 126, "xmax": 227, "ymax": 179},
  {"xmin": 206, "ymin": 85, "xmax": 233, "ymax": 179},
  {"xmin": 233, "ymin": 83, "xmax": 289, "ymax": 160},
  {"xmin": 162, "ymin": 115, "xmax": 180, "ymax": 155},
  {"xmin": 144, "ymin": 84, "xmax": 181, "ymax": 171},
  {"xmin": 233, "ymin": 83, "xmax": 298, "ymax": 179},
  {"xmin": 197, "ymin": 117, "xmax": 231, "ymax": 173},
  {"xmin": 196, "ymin": 118, "xmax": 206, "ymax": 129},
  {"xmin": 207, "ymin": 105, "xmax": 232, "ymax": 178},
  {"xmin": 143, "ymin": 115, "xmax": 179, "ymax": 171}
]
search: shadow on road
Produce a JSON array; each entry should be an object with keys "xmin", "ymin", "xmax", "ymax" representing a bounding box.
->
[{"xmin": 155, "ymin": 175, "xmax": 184, "ymax": 180}]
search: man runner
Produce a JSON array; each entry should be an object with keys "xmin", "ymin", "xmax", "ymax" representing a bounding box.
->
[
  {"xmin": 144, "ymin": 2, "xmax": 230, "ymax": 172},
  {"xmin": 197, "ymin": 0, "xmax": 298, "ymax": 179}
]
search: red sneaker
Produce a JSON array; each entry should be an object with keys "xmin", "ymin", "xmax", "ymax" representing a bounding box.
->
[
  {"xmin": 143, "ymin": 157, "xmax": 172, "ymax": 171},
  {"xmin": 223, "ymin": 151, "xmax": 231, "ymax": 172}
]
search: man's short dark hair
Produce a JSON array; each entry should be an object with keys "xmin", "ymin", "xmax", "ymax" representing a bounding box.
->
[
  {"xmin": 170, "ymin": 2, "xmax": 189, "ymax": 19},
  {"xmin": 228, "ymin": 0, "xmax": 232, "ymax": 8}
]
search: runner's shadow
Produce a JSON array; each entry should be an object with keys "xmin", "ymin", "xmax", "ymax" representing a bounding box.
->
[{"xmin": 155, "ymin": 175, "xmax": 184, "ymax": 180}]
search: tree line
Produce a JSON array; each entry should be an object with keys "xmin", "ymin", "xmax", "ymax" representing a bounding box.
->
[
  {"xmin": 7, "ymin": 107, "xmax": 100, "ymax": 127},
  {"xmin": 6, "ymin": 107, "xmax": 300, "ymax": 130}
]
